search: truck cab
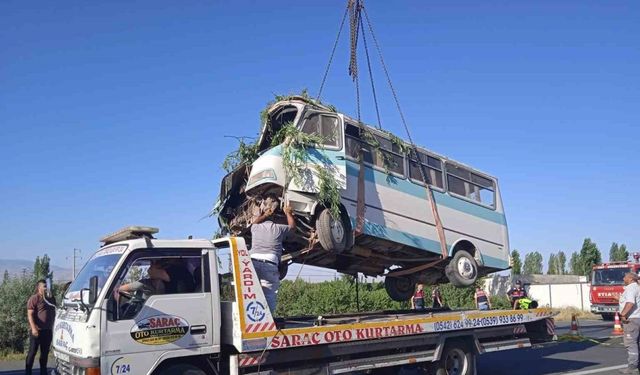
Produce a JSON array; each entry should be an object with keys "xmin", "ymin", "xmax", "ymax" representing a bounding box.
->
[{"xmin": 52, "ymin": 227, "xmax": 227, "ymax": 375}]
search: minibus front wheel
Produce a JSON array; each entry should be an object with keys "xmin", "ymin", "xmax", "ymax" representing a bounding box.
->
[{"xmin": 316, "ymin": 208, "xmax": 350, "ymax": 253}]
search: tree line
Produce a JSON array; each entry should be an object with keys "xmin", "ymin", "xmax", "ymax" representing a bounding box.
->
[{"xmin": 510, "ymin": 239, "xmax": 632, "ymax": 276}]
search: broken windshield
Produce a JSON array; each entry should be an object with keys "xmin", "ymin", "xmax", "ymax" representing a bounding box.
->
[{"xmin": 257, "ymin": 105, "xmax": 299, "ymax": 152}]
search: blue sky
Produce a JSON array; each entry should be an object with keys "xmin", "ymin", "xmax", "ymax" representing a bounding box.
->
[{"xmin": 1, "ymin": 1, "xmax": 638, "ymax": 277}]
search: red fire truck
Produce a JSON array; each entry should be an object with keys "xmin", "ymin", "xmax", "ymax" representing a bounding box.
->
[{"xmin": 590, "ymin": 255, "xmax": 640, "ymax": 320}]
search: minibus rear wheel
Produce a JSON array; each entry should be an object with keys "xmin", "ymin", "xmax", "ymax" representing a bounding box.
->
[{"xmin": 445, "ymin": 250, "xmax": 478, "ymax": 287}]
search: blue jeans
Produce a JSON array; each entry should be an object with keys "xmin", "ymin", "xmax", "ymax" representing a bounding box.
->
[
  {"xmin": 252, "ymin": 260, "xmax": 280, "ymax": 313},
  {"xmin": 478, "ymin": 302, "xmax": 489, "ymax": 310}
]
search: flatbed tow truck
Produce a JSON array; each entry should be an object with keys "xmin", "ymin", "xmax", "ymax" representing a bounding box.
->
[{"xmin": 52, "ymin": 227, "xmax": 555, "ymax": 375}]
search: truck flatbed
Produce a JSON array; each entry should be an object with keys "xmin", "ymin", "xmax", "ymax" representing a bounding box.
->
[{"xmin": 223, "ymin": 237, "xmax": 556, "ymax": 373}]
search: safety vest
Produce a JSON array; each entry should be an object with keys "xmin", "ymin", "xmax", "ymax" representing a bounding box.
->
[{"xmin": 475, "ymin": 290, "xmax": 488, "ymax": 303}]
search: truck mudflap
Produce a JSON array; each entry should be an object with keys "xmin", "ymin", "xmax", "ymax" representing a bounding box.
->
[{"xmin": 226, "ymin": 237, "xmax": 556, "ymax": 357}]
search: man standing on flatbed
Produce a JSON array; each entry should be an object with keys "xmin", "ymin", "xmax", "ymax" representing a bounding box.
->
[{"xmin": 250, "ymin": 200, "xmax": 296, "ymax": 313}]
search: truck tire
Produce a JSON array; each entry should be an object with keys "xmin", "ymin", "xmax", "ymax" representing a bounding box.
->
[
  {"xmin": 435, "ymin": 340, "xmax": 475, "ymax": 375},
  {"xmin": 316, "ymin": 208, "xmax": 348, "ymax": 253},
  {"xmin": 445, "ymin": 250, "xmax": 478, "ymax": 287},
  {"xmin": 157, "ymin": 364, "xmax": 206, "ymax": 375},
  {"xmin": 385, "ymin": 276, "xmax": 416, "ymax": 302},
  {"xmin": 602, "ymin": 313, "xmax": 615, "ymax": 321}
]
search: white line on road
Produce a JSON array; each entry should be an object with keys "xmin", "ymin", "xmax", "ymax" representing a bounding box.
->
[{"xmin": 563, "ymin": 364, "xmax": 627, "ymax": 375}]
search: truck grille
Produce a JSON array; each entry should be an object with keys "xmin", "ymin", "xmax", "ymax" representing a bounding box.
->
[{"xmin": 55, "ymin": 358, "xmax": 84, "ymax": 375}]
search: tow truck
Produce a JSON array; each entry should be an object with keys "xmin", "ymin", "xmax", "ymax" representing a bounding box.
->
[{"xmin": 52, "ymin": 227, "xmax": 556, "ymax": 375}]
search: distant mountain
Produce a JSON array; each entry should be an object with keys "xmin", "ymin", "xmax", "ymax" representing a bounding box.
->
[{"xmin": 1, "ymin": 259, "xmax": 74, "ymax": 282}]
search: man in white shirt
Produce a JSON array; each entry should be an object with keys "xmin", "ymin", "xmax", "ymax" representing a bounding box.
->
[{"xmin": 619, "ymin": 272, "xmax": 640, "ymax": 374}]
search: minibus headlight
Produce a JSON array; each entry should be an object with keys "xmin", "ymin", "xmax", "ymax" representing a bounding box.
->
[{"xmin": 248, "ymin": 169, "xmax": 277, "ymax": 186}]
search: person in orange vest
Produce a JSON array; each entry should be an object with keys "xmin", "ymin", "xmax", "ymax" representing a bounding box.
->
[
  {"xmin": 475, "ymin": 287, "xmax": 492, "ymax": 310},
  {"xmin": 411, "ymin": 284, "xmax": 425, "ymax": 310},
  {"xmin": 432, "ymin": 285, "xmax": 444, "ymax": 308}
]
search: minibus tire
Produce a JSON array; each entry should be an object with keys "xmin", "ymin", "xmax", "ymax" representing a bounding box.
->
[
  {"xmin": 445, "ymin": 250, "xmax": 478, "ymax": 287},
  {"xmin": 384, "ymin": 276, "xmax": 416, "ymax": 302},
  {"xmin": 316, "ymin": 208, "xmax": 348, "ymax": 253},
  {"xmin": 158, "ymin": 363, "xmax": 206, "ymax": 375}
]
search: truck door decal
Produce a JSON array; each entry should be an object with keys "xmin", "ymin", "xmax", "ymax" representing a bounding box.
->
[{"xmin": 130, "ymin": 315, "xmax": 189, "ymax": 345}]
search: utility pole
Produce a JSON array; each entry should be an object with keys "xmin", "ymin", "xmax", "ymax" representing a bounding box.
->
[{"xmin": 67, "ymin": 248, "xmax": 82, "ymax": 280}]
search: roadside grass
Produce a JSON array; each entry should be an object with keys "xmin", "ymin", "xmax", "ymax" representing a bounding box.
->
[
  {"xmin": 0, "ymin": 350, "xmax": 25, "ymax": 361},
  {"xmin": 553, "ymin": 307, "xmax": 600, "ymax": 321}
]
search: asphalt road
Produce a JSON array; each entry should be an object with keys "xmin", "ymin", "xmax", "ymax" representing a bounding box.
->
[{"xmin": 0, "ymin": 320, "xmax": 629, "ymax": 375}]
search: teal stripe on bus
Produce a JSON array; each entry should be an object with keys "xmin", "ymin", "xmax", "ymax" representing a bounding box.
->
[{"xmin": 351, "ymin": 218, "xmax": 509, "ymax": 270}]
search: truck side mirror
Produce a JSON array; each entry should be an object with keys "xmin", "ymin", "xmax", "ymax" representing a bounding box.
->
[{"xmin": 89, "ymin": 275, "xmax": 98, "ymax": 305}]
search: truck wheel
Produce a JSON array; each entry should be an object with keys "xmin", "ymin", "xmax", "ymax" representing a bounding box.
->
[
  {"xmin": 435, "ymin": 341, "xmax": 475, "ymax": 375},
  {"xmin": 445, "ymin": 250, "xmax": 478, "ymax": 287},
  {"xmin": 158, "ymin": 364, "xmax": 206, "ymax": 375},
  {"xmin": 316, "ymin": 208, "xmax": 348, "ymax": 253},
  {"xmin": 602, "ymin": 313, "xmax": 615, "ymax": 321},
  {"xmin": 385, "ymin": 276, "xmax": 415, "ymax": 302}
]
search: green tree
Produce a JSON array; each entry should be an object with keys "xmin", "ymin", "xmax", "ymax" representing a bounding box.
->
[
  {"xmin": 547, "ymin": 254, "xmax": 557, "ymax": 275},
  {"xmin": 33, "ymin": 254, "xmax": 51, "ymax": 280},
  {"xmin": 2, "ymin": 270, "xmax": 9, "ymax": 284},
  {"xmin": 557, "ymin": 251, "xmax": 567, "ymax": 275},
  {"xmin": 579, "ymin": 238, "xmax": 601, "ymax": 277},
  {"xmin": 511, "ymin": 250, "xmax": 522, "ymax": 276},
  {"xmin": 0, "ymin": 271, "xmax": 35, "ymax": 353},
  {"xmin": 619, "ymin": 244, "xmax": 629, "ymax": 262},
  {"xmin": 523, "ymin": 252, "xmax": 543, "ymax": 275},
  {"xmin": 569, "ymin": 252, "xmax": 581, "ymax": 275},
  {"xmin": 609, "ymin": 242, "xmax": 628, "ymax": 262}
]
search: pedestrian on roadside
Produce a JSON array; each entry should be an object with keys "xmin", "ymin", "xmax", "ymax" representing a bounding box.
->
[
  {"xmin": 619, "ymin": 272, "xmax": 640, "ymax": 374},
  {"xmin": 432, "ymin": 285, "xmax": 444, "ymax": 308},
  {"xmin": 475, "ymin": 286, "xmax": 492, "ymax": 310},
  {"xmin": 411, "ymin": 284, "xmax": 425, "ymax": 310},
  {"xmin": 26, "ymin": 279, "xmax": 56, "ymax": 375}
]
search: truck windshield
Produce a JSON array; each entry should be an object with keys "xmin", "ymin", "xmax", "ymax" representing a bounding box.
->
[
  {"xmin": 64, "ymin": 247, "xmax": 124, "ymax": 304},
  {"xmin": 592, "ymin": 268, "xmax": 630, "ymax": 286}
]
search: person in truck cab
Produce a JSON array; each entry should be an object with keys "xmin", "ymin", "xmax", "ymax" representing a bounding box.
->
[
  {"xmin": 118, "ymin": 260, "xmax": 171, "ymax": 300},
  {"xmin": 250, "ymin": 199, "xmax": 296, "ymax": 313},
  {"xmin": 507, "ymin": 280, "xmax": 527, "ymax": 309}
]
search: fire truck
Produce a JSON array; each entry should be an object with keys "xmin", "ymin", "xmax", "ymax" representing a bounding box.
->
[
  {"xmin": 52, "ymin": 227, "xmax": 555, "ymax": 375},
  {"xmin": 590, "ymin": 255, "xmax": 640, "ymax": 320}
]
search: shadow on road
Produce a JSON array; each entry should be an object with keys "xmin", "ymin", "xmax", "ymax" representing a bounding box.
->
[{"xmin": 479, "ymin": 341, "xmax": 605, "ymax": 375}]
